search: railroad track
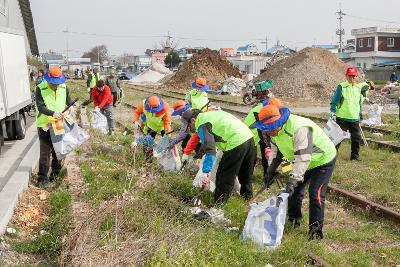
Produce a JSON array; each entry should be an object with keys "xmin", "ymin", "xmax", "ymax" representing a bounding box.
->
[{"xmin": 123, "ymin": 83, "xmax": 400, "ymax": 152}]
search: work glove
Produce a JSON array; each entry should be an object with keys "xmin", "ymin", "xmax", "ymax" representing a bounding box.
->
[
  {"xmin": 87, "ymin": 87, "xmax": 91, "ymax": 93},
  {"xmin": 52, "ymin": 112, "xmax": 63, "ymax": 119},
  {"xmin": 182, "ymin": 153, "xmax": 189, "ymax": 164},
  {"xmin": 94, "ymin": 106, "xmax": 100, "ymax": 112},
  {"xmin": 133, "ymin": 121, "xmax": 142, "ymax": 130},
  {"xmin": 284, "ymin": 180, "xmax": 298, "ymax": 197},
  {"xmin": 200, "ymin": 172, "xmax": 210, "ymax": 188},
  {"xmin": 329, "ymin": 112, "xmax": 336, "ymax": 121},
  {"xmin": 131, "ymin": 141, "xmax": 138, "ymax": 150}
]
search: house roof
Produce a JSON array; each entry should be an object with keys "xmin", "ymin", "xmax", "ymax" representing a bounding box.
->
[
  {"xmin": 237, "ymin": 44, "xmax": 251, "ymax": 52},
  {"xmin": 266, "ymin": 45, "xmax": 294, "ymax": 54},
  {"xmin": 311, "ymin": 45, "xmax": 339, "ymax": 49},
  {"xmin": 17, "ymin": 0, "xmax": 39, "ymax": 56},
  {"xmin": 221, "ymin": 48, "xmax": 234, "ymax": 51},
  {"xmin": 372, "ymin": 60, "xmax": 400, "ymax": 67}
]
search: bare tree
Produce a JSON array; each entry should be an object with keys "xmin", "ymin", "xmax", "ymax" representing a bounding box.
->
[{"xmin": 82, "ymin": 45, "xmax": 109, "ymax": 64}]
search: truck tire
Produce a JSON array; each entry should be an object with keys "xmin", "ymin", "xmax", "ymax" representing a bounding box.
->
[
  {"xmin": 5, "ymin": 120, "xmax": 16, "ymax": 140},
  {"xmin": 14, "ymin": 112, "xmax": 26, "ymax": 140}
]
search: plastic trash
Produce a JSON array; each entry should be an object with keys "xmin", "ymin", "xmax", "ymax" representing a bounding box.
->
[
  {"xmin": 323, "ymin": 119, "xmax": 349, "ymax": 145},
  {"xmin": 241, "ymin": 193, "xmax": 289, "ymax": 248},
  {"xmin": 154, "ymin": 145, "xmax": 182, "ymax": 171},
  {"xmin": 362, "ymin": 104, "xmax": 383, "ymax": 127},
  {"xmin": 50, "ymin": 121, "xmax": 90, "ymax": 160},
  {"xmin": 193, "ymin": 150, "xmax": 240, "ymax": 193},
  {"xmin": 91, "ymin": 110, "xmax": 108, "ymax": 134}
]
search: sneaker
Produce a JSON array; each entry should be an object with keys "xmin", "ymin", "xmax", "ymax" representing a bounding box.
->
[
  {"xmin": 308, "ymin": 227, "xmax": 324, "ymax": 240},
  {"xmin": 350, "ymin": 155, "xmax": 361, "ymax": 161},
  {"xmin": 289, "ymin": 217, "xmax": 301, "ymax": 229}
]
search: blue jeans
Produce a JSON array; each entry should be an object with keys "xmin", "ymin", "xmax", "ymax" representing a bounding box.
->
[{"xmin": 288, "ymin": 158, "xmax": 336, "ymax": 232}]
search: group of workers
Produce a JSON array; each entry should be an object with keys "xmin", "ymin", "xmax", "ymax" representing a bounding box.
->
[{"xmin": 35, "ymin": 64, "xmax": 369, "ymax": 241}]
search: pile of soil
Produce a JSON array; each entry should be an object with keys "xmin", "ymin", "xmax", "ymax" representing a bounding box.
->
[
  {"xmin": 255, "ymin": 48, "xmax": 348, "ymax": 102},
  {"xmin": 164, "ymin": 48, "xmax": 241, "ymax": 90}
]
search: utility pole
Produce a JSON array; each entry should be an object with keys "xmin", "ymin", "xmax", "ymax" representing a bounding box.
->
[
  {"xmin": 63, "ymin": 26, "xmax": 69, "ymax": 71},
  {"xmin": 261, "ymin": 35, "xmax": 268, "ymax": 53},
  {"xmin": 97, "ymin": 46, "xmax": 100, "ymax": 64},
  {"xmin": 336, "ymin": 6, "xmax": 346, "ymax": 53}
]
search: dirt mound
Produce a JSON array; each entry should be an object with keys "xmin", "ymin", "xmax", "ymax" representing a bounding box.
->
[
  {"xmin": 255, "ymin": 47, "xmax": 348, "ymax": 102},
  {"xmin": 164, "ymin": 48, "xmax": 241, "ymax": 90}
]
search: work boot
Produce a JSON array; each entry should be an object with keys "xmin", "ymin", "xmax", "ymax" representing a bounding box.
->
[
  {"xmin": 289, "ymin": 217, "xmax": 301, "ymax": 229},
  {"xmin": 308, "ymin": 226, "xmax": 324, "ymax": 240},
  {"xmin": 350, "ymin": 154, "xmax": 361, "ymax": 161},
  {"xmin": 36, "ymin": 176, "xmax": 49, "ymax": 188}
]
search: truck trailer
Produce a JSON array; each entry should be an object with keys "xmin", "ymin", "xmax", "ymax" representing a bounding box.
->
[{"xmin": 0, "ymin": 27, "xmax": 32, "ymax": 154}]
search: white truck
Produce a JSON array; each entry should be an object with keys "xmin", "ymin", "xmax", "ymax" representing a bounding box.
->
[{"xmin": 0, "ymin": 27, "xmax": 31, "ymax": 154}]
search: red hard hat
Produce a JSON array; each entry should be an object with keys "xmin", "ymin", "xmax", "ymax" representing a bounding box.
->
[{"xmin": 346, "ymin": 67, "xmax": 358, "ymax": 76}]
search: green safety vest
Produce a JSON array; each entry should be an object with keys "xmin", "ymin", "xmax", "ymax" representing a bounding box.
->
[
  {"xmin": 243, "ymin": 103, "xmax": 263, "ymax": 144},
  {"xmin": 187, "ymin": 89, "xmax": 208, "ymax": 110},
  {"xmin": 36, "ymin": 82, "xmax": 67, "ymax": 128},
  {"xmin": 89, "ymin": 72, "xmax": 100, "ymax": 88},
  {"xmin": 142, "ymin": 99, "xmax": 165, "ymax": 133},
  {"xmin": 335, "ymin": 81, "xmax": 363, "ymax": 120},
  {"xmin": 272, "ymin": 114, "xmax": 336, "ymax": 170},
  {"xmin": 195, "ymin": 110, "xmax": 254, "ymax": 152}
]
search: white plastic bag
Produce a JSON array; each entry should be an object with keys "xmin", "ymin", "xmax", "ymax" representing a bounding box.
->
[
  {"xmin": 91, "ymin": 110, "xmax": 108, "ymax": 134},
  {"xmin": 362, "ymin": 104, "xmax": 383, "ymax": 127},
  {"xmin": 155, "ymin": 145, "xmax": 182, "ymax": 171},
  {"xmin": 50, "ymin": 121, "xmax": 90, "ymax": 160},
  {"xmin": 241, "ymin": 193, "xmax": 289, "ymax": 248},
  {"xmin": 323, "ymin": 119, "xmax": 349, "ymax": 145},
  {"xmin": 193, "ymin": 150, "xmax": 240, "ymax": 193}
]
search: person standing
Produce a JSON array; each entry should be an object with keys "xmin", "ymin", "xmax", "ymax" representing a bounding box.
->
[
  {"xmin": 330, "ymin": 67, "xmax": 367, "ymax": 161},
  {"xmin": 105, "ymin": 70, "xmax": 121, "ymax": 107},
  {"xmin": 35, "ymin": 66, "xmax": 73, "ymax": 187},
  {"xmin": 254, "ymin": 105, "xmax": 336, "ymax": 240},
  {"xmin": 182, "ymin": 109, "xmax": 256, "ymax": 203},
  {"xmin": 92, "ymin": 80, "xmax": 115, "ymax": 135},
  {"xmin": 390, "ymin": 71, "xmax": 398, "ymax": 83},
  {"xmin": 185, "ymin": 77, "xmax": 209, "ymax": 110},
  {"xmin": 83, "ymin": 67, "xmax": 100, "ymax": 106},
  {"xmin": 35, "ymin": 69, "xmax": 44, "ymax": 86}
]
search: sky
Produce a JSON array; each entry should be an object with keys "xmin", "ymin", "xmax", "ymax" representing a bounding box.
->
[{"xmin": 31, "ymin": 0, "xmax": 400, "ymax": 57}]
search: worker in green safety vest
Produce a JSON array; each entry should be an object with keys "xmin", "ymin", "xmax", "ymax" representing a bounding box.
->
[
  {"xmin": 254, "ymin": 105, "xmax": 336, "ymax": 240},
  {"xmin": 182, "ymin": 109, "xmax": 256, "ymax": 203},
  {"xmin": 185, "ymin": 77, "xmax": 209, "ymax": 111},
  {"xmin": 83, "ymin": 66, "xmax": 100, "ymax": 106},
  {"xmin": 35, "ymin": 66, "xmax": 74, "ymax": 187},
  {"xmin": 330, "ymin": 66, "xmax": 369, "ymax": 161},
  {"xmin": 243, "ymin": 97, "xmax": 283, "ymax": 179}
]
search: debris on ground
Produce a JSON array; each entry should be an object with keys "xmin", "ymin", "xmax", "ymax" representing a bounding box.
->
[
  {"xmin": 219, "ymin": 77, "xmax": 246, "ymax": 96},
  {"xmin": 190, "ymin": 207, "xmax": 231, "ymax": 226},
  {"xmin": 164, "ymin": 48, "xmax": 241, "ymax": 90},
  {"xmin": 6, "ymin": 228, "xmax": 16, "ymax": 235},
  {"xmin": 255, "ymin": 48, "xmax": 348, "ymax": 102},
  {"xmin": 367, "ymin": 91, "xmax": 397, "ymax": 105},
  {"xmin": 129, "ymin": 63, "xmax": 172, "ymax": 85},
  {"xmin": 361, "ymin": 104, "xmax": 384, "ymax": 127}
]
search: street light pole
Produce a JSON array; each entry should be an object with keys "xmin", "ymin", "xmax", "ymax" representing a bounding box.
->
[{"xmin": 63, "ymin": 26, "xmax": 69, "ymax": 71}]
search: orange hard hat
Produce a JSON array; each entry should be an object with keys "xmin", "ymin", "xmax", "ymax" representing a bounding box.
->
[
  {"xmin": 258, "ymin": 105, "xmax": 281, "ymax": 124},
  {"xmin": 49, "ymin": 66, "xmax": 62, "ymax": 78},
  {"xmin": 44, "ymin": 66, "xmax": 66, "ymax": 84},
  {"xmin": 144, "ymin": 96, "xmax": 164, "ymax": 113},
  {"xmin": 262, "ymin": 97, "xmax": 283, "ymax": 109},
  {"xmin": 148, "ymin": 96, "xmax": 161, "ymax": 107},
  {"xmin": 192, "ymin": 77, "xmax": 209, "ymax": 91},
  {"xmin": 172, "ymin": 100, "xmax": 191, "ymax": 116}
]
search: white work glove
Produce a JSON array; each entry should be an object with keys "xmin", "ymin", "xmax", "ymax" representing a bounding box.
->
[
  {"xmin": 182, "ymin": 153, "xmax": 189, "ymax": 163},
  {"xmin": 53, "ymin": 112, "xmax": 63, "ymax": 119},
  {"xmin": 133, "ymin": 121, "xmax": 141, "ymax": 130},
  {"xmin": 200, "ymin": 172, "xmax": 210, "ymax": 188},
  {"xmin": 329, "ymin": 112, "xmax": 336, "ymax": 121},
  {"xmin": 87, "ymin": 87, "xmax": 91, "ymax": 93},
  {"xmin": 131, "ymin": 141, "xmax": 138, "ymax": 149},
  {"xmin": 94, "ymin": 106, "xmax": 100, "ymax": 112}
]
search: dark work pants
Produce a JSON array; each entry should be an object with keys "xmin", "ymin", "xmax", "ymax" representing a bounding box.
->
[
  {"xmin": 112, "ymin": 91, "xmax": 118, "ymax": 106},
  {"xmin": 258, "ymin": 140, "xmax": 268, "ymax": 177},
  {"xmin": 288, "ymin": 158, "xmax": 336, "ymax": 232},
  {"xmin": 214, "ymin": 138, "xmax": 256, "ymax": 202},
  {"xmin": 398, "ymin": 99, "xmax": 400, "ymax": 120},
  {"xmin": 335, "ymin": 118, "xmax": 361, "ymax": 159},
  {"xmin": 37, "ymin": 128, "xmax": 62, "ymax": 181}
]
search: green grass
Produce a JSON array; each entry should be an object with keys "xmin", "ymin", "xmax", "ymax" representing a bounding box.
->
[
  {"xmin": 71, "ymin": 120, "xmax": 400, "ymax": 266},
  {"xmin": 12, "ymin": 189, "xmax": 72, "ymax": 263},
  {"xmin": 372, "ymin": 80, "xmax": 388, "ymax": 85}
]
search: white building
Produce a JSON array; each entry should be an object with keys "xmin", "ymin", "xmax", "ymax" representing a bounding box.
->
[
  {"xmin": 236, "ymin": 43, "xmax": 259, "ymax": 56},
  {"xmin": 344, "ymin": 27, "xmax": 400, "ymax": 69},
  {"xmin": 228, "ymin": 56, "xmax": 267, "ymax": 75}
]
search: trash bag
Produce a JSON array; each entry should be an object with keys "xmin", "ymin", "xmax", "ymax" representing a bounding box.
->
[
  {"xmin": 241, "ymin": 193, "xmax": 289, "ymax": 248},
  {"xmin": 154, "ymin": 145, "xmax": 182, "ymax": 171},
  {"xmin": 91, "ymin": 110, "xmax": 108, "ymax": 134},
  {"xmin": 50, "ymin": 120, "xmax": 90, "ymax": 160},
  {"xmin": 193, "ymin": 150, "xmax": 240, "ymax": 193},
  {"xmin": 362, "ymin": 104, "xmax": 383, "ymax": 127},
  {"xmin": 323, "ymin": 119, "xmax": 349, "ymax": 145}
]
